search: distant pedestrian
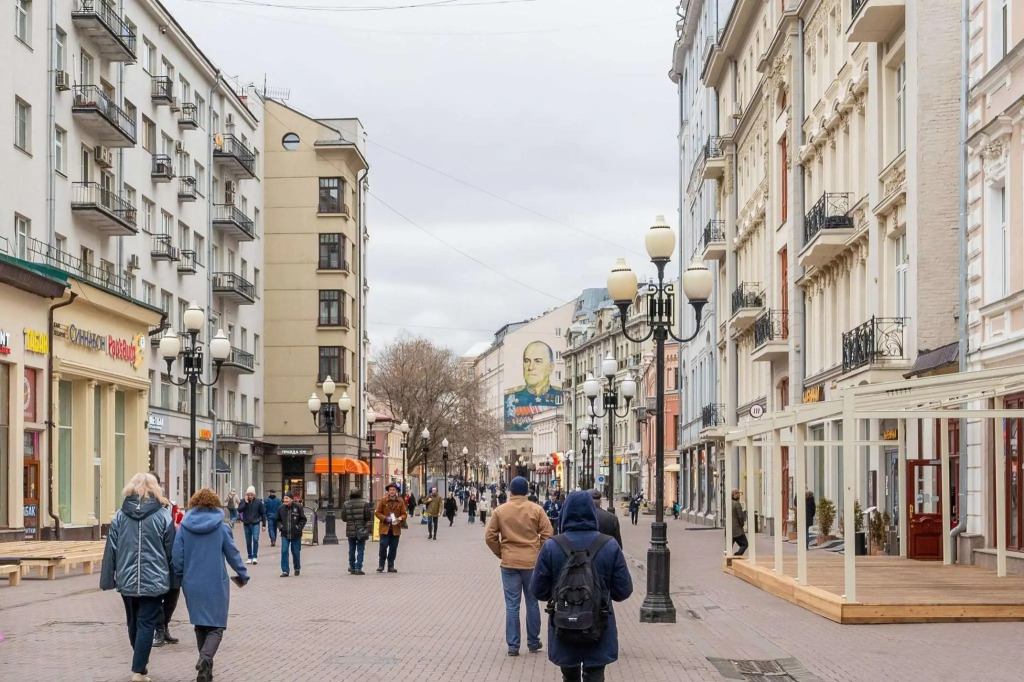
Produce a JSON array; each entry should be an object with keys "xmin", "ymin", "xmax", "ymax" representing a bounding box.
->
[
  {"xmin": 226, "ymin": 489, "xmax": 239, "ymax": 528},
  {"xmin": 264, "ymin": 490, "xmax": 282, "ymax": 547},
  {"xmin": 468, "ymin": 494, "xmax": 478, "ymax": 524},
  {"xmin": 486, "ymin": 476, "xmax": 553, "ymax": 657},
  {"xmin": 172, "ymin": 488, "xmax": 249, "ymax": 682},
  {"xmin": 276, "ymin": 491, "xmax": 307, "ymax": 577},
  {"xmin": 342, "ymin": 488, "xmax": 373, "ymax": 575},
  {"xmin": 406, "ymin": 492, "xmax": 417, "ymax": 516},
  {"xmin": 444, "ymin": 493, "xmax": 458, "ymax": 527},
  {"xmin": 490, "ymin": 493, "xmax": 499, "ymax": 510},
  {"xmin": 424, "ymin": 487, "xmax": 442, "ymax": 539},
  {"xmin": 628, "ymin": 496, "xmax": 640, "ymax": 526},
  {"xmin": 589, "ymin": 490, "xmax": 622, "ymax": 549},
  {"xmin": 375, "ymin": 483, "xmax": 408, "ymax": 573},
  {"xmin": 498, "ymin": 488, "xmax": 508, "ymax": 505},
  {"xmin": 100, "ymin": 473, "xmax": 176, "ymax": 682},
  {"xmin": 546, "ymin": 497, "xmax": 563, "ymax": 532},
  {"xmin": 731, "ymin": 489, "xmax": 748, "ymax": 556},
  {"xmin": 479, "ymin": 506, "xmax": 488, "ymax": 526},
  {"xmin": 672, "ymin": 500, "xmax": 680, "ymax": 521},
  {"xmin": 236, "ymin": 486, "xmax": 266, "ymax": 564},
  {"xmin": 805, "ymin": 491, "xmax": 817, "ymax": 549},
  {"xmin": 531, "ymin": 490, "xmax": 633, "ymax": 682}
]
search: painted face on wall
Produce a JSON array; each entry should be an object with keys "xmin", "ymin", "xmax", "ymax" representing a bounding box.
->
[{"xmin": 523, "ymin": 341, "xmax": 554, "ymax": 392}]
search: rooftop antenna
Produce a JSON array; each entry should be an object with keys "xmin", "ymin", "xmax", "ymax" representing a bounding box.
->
[{"xmin": 260, "ymin": 74, "xmax": 290, "ymax": 101}]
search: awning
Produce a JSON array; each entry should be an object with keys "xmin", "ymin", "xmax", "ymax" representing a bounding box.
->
[
  {"xmin": 314, "ymin": 457, "xmax": 370, "ymax": 475},
  {"xmin": 664, "ymin": 464, "xmax": 681, "ymax": 473},
  {"xmin": 215, "ymin": 456, "xmax": 231, "ymax": 473}
]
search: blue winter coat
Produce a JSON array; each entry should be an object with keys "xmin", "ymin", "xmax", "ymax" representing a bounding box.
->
[
  {"xmin": 172, "ymin": 507, "xmax": 249, "ymax": 628},
  {"xmin": 264, "ymin": 494, "xmax": 283, "ymax": 522},
  {"xmin": 530, "ymin": 491, "xmax": 633, "ymax": 668},
  {"xmin": 100, "ymin": 495, "xmax": 175, "ymax": 597}
]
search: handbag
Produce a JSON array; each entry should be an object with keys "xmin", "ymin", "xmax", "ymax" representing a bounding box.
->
[{"xmin": 356, "ymin": 526, "xmax": 370, "ymax": 541}]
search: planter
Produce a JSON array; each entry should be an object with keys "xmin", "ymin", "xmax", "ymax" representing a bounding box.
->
[{"xmin": 855, "ymin": 531, "xmax": 868, "ymax": 556}]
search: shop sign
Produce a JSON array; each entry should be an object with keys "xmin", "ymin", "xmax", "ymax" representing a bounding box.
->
[
  {"xmin": 750, "ymin": 404, "xmax": 765, "ymax": 419},
  {"xmin": 882, "ymin": 429, "xmax": 899, "ymax": 441},
  {"xmin": 0, "ymin": 329, "xmax": 10, "ymax": 355},
  {"xmin": 24, "ymin": 368, "xmax": 37, "ymax": 422},
  {"xmin": 280, "ymin": 445, "xmax": 314, "ymax": 457},
  {"xmin": 199, "ymin": 428, "xmax": 213, "ymax": 440},
  {"xmin": 148, "ymin": 414, "xmax": 165, "ymax": 431},
  {"xmin": 24, "ymin": 328, "xmax": 49, "ymax": 354},
  {"xmin": 55, "ymin": 323, "xmax": 146, "ymax": 368},
  {"xmin": 802, "ymin": 384, "xmax": 824, "ymax": 404}
]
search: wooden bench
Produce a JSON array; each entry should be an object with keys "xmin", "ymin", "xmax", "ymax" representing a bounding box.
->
[
  {"xmin": 0, "ymin": 559, "xmax": 21, "ymax": 586},
  {"xmin": 0, "ymin": 541, "xmax": 105, "ymax": 580}
]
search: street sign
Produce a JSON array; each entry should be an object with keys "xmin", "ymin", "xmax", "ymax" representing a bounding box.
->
[{"xmin": 597, "ymin": 475, "xmax": 606, "ymax": 484}]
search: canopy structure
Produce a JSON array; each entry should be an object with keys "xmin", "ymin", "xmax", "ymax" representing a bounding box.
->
[
  {"xmin": 723, "ymin": 364, "xmax": 1024, "ymax": 604},
  {"xmin": 314, "ymin": 457, "xmax": 370, "ymax": 475},
  {"xmin": 214, "ymin": 456, "xmax": 231, "ymax": 474}
]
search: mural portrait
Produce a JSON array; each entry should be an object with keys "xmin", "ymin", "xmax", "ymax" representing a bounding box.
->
[{"xmin": 504, "ymin": 340, "xmax": 563, "ymax": 432}]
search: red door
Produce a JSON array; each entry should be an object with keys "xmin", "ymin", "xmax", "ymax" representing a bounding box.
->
[{"xmin": 907, "ymin": 459, "xmax": 943, "ymax": 560}]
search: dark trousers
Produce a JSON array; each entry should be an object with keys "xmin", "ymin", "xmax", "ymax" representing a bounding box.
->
[
  {"xmin": 630, "ymin": 509, "xmax": 639, "ymax": 525},
  {"xmin": 162, "ymin": 587, "xmax": 180, "ymax": 627},
  {"xmin": 427, "ymin": 516, "xmax": 439, "ymax": 537},
  {"xmin": 122, "ymin": 594, "xmax": 163, "ymax": 674},
  {"xmin": 561, "ymin": 664, "xmax": 606, "ymax": 681},
  {"xmin": 348, "ymin": 537, "xmax": 366, "ymax": 570},
  {"xmin": 379, "ymin": 532, "xmax": 400, "ymax": 568},
  {"xmin": 733, "ymin": 533, "xmax": 749, "ymax": 556},
  {"xmin": 446, "ymin": 513, "xmax": 455, "ymax": 527},
  {"xmin": 194, "ymin": 625, "xmax": 224, "ymax": 664},
  {"xmin": 281, "ymin": 537, "xmax": 301, "ymax": 573}
]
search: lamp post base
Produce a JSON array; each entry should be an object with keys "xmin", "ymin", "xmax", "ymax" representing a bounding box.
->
[
  {"xmin": 323, "ymin": 509, "xmax": 340, "ymax": 545},
  {"xmin": 639, "ymin": 521, "xmax": 676, "ymax": 623}
]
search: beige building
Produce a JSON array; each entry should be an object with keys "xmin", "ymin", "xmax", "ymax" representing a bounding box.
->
[{"xmin": 262, "ymin": 99, "xmax": 369, "ymax": 504}]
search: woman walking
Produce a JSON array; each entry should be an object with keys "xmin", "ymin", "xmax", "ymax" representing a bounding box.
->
[
  {"xmin": 467, "ymin": 494, "xmax": 478, "ymax": 524},
  {"xmin": 444, "ymin": 493, "xmax": 458, "ymax": 527},
  {"xmin": 226, "ymin": 489, "xmax": 239, "ymax": 528},
  {"xmin": 100, "ymin": 472, "xmax": 176, "ymax": 682},
  {"xmin": 173, "ymin": 487, "xmax": 249, "ymax": 682}
]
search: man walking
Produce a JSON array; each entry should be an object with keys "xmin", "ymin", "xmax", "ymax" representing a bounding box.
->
[
  {"xmin": 731, "ymin": 489, "xmax": 748, "ymax": 556},
  {"xmin": 485, "ymin": 476, "xmax": 553, "ymax": 657},
  {"xmin": 628, "ymin": 495, "xmax": 640, "ymax": 526},
  {"xmin": 276, "ymin": 492, "xmax": 307, "ymax": 577},
  {"xmin": 264, "ymin": 490, "xmax": 282, "ymax": 547},
  {"xmin": 342, "ymin": 488, "xmax": 373, "ymax": 575},
  {"xmin": 590, "ymin": 489, "xmax": 622, "ymax": 548},
  {"xmin": 375, "ymin": 483, "xmax": 408, "ymax": 572},
  {"xmin": 423, "ymin": 487, "xmax": 442, "ymax": 540},
  {"xmin": 236, "ymin": 486, "xmax": 266, "ymax": 565}
]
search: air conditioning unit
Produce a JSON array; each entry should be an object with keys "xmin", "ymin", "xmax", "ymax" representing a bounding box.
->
[
  {"xmin": 55, "ymin": 70, "xmax": 71, "ymax": 91},
  {"xmin": 154, "ymin": 157, "xmax": 173, "ymax": 176},
  {"xmin": 127, "ymin": 254, "xmax": 140, "ymax": 270},
  {"xmin": 174, "ymin": 140, "xmax": 186, "ymax": 154},
  {"xmin": 95, "ymin": 145, "xmax": 113, "ymax": 168}
]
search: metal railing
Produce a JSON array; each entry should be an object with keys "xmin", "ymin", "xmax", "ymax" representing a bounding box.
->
[
  {"xmin": 212, "ymin": 272, "xmax": 256, "ymax": 301},
  {"xmin": 178, "ymin": 177, "xmax": 198, "ymax": 199},
  {"xmin": 804, "ymin": 191, "xmax": 853, "ymax": 245},
  {"xmin": 217, "ymin": 420, "xmax": 254, "ymax": 441},
  {"xmin": 214, "ymin": 134, "xmax": 256, "ymax": 176},
  {"xmin": 731, "ymin": 282, "xmax": 764, "ymax": 315},
  {"xmin": 151, "ymin": 76, "xmax": 173, "ymax": 100},
  {"xmin": 701, "ymin": 403, "xmax": 725, "ymax": 429},
  {"xmin": 701, "ymin": 219, "xmax": 726, "ymax": 252},
  {"xmin": 753, "ymin": 309, "xmax": 789, "ymax": 348},
  {"xmin": 151, "ymin": 154, "xmax": 174, "ymax": 177},
  {"xmin": 842, "ymin": 316, "xmax": 908, "ymax": 373},
  {"xmin": 26, "ymin": 237, "xmax": 128, "ymax": 295},
  {"xmin": 212, "ymin": 204, "xmax": 255, "ymax": 239},
  {"xmin": 71, "ymin": 85, "xmax": 137, "ymax": 141},
  {"xmin": 225, "ymin": 347, "xmax": 255, "ymax": 371},
  {"xmin": 178, "ymin": 249, "xmax": 198, "ymax": 272},
  {"xmin": 851, "ymin": 0, "xmax": 867, "ymax": 19},
  {"xmin": 151, "ymin": 233, "xmax": 178, "ymax": 260},
  {"xmin": 704, "ymin": 135, "xmax": 723, "ymax": 160},
  {"xmin": 178, "ymin": 102, "xmax": 198, "ymax": 126},
  {"xmin": 71, "ymin": 181, "xmax": 138, "ymax": 229},
  {"xmin": 72, "ymin": 1, "xmax": 136, "ymax": 56}
]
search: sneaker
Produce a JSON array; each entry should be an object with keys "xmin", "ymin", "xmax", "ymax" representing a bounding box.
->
[
  {"xmin": 245, "ymin": 559, "xmax": 253, "ymax": 565},
  {"xmin": 252, "ymin": 558, "xmax": 258, "ymax": 565},
  {"xmin": 528, "ymin": 643, "xmax": 543, "ymax": 653},
  {"xmin": 295, "ymin": 570, "xmax": 300, "ymax": 576},
  {"xmin": 280, "ymin": 572, "xmax": 289, "ymax": 577},
  {"xmin": 151, "ymin": 627, "xmax": 166, "ymax": 648},
  {"xmin": 131, "ymin": 674, "xmax": 152, "ymax": 682}
]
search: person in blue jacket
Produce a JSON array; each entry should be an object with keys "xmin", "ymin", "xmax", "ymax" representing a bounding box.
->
[
  {"xmin": 264, "ymin": 490, "xmax": 283, "ymax": 547},
  {"xmin": 529, "ymin": 490, "xmax": 633, "ymax": 682},
  {"xmin": 173, "ymin": 487, "xmax": 249, "ymax": 682}
]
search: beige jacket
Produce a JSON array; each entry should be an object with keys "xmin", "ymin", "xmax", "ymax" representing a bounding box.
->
[{"xmin": 485, "ymin": 495, "xmax": 553, "ymax": 569}]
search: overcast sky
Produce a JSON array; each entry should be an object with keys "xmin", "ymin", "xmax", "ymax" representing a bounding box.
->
[{"xmin": 165, "ymin": 0, "xmax": 680, "ymax": 356}]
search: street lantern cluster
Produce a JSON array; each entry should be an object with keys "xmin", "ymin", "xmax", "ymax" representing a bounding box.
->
[
  {"xmin": 577, "ymin": 419, "xmax": 598, "ymax": 490},
  {"xmin": 606, "ymin": 215, "xmax": 713, "ymax": 624},
  {"xmin": 307, "ymin": 377, "xmax": 351, "ymax": 545},
  {"xmin": 583, "ymin": 354, "xmax": 636, "ymax": 513},
  {"xmin": 158, "ymin": 301, "xmax": 231, "ymax": 498}
]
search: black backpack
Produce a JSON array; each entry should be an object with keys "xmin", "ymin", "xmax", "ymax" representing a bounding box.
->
[{"xmin": 547, "ymin": 534, "xmax": 612, "ymax": 644}]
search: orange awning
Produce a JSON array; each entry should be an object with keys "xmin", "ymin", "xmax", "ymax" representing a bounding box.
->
[{"xmin": 314, "ymin": 457, "xmax": 370, "ymax": 475}]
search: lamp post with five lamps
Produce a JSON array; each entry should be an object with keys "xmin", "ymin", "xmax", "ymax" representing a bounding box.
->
[
  {"xmin": 365, "ymin": 407, "xmax": 377, "ymax": 506},
  {"xmin": 307, "ymin": 377, "xmax": 352, "ymax": 546},
  {"xmin": 584, "ymin": 357, "xmax": 636, "ymax": 513}
]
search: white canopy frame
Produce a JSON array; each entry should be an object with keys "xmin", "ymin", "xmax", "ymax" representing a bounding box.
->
[{"xmin": 723, "ymin": 365, "xmax": 1024, "ymax": 603}]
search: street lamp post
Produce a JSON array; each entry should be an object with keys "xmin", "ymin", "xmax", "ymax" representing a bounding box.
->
[
  {"xmin": 584, "ymin": 358, "xmax": 636, "ymax": 513},
  {"xmin": 398, "ymin": 419, "xmax": 410, "ymax": 495},
  {"xmin": 420, "ymin": 428, "xmax": 430, "ymax": 496},
  {"xmin": 607, "ymin": 215, "xmax": 713, "ymax": 624},
  {"xmin": 441, "ymin": 438, "xmax": 450, "ymax": 497},
  {"xmin": 158, "ymin": 301, "xmax": 230, "ymax": 499},
  {"xmin": 308, "ymin": 377, "xmax": 352, "ymax": 546},
  {"xmin": 365, "ymin": 408, "xmax": 377, "ymax": 507}
]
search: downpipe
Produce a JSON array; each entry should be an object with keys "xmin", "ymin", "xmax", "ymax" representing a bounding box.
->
[{"xmin": 45, "ymin": 293, "xmax": 78, "ymax": 540}]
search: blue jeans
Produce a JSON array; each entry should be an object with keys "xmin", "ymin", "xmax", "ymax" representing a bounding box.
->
[
  {"xmin": 122, "ymin": 595, "xmax": 162, "ymax": 674},
  {"xmin": 243, "ymin": 524, "xmax": 260, "ymax": 559},
  {"xmin": 468, "ymin": 511, "xmax": 476, "ymax": 524},
  {"xmin": 348, "ymin": 537, "xmax": 366, "ymax": 570},
  {"xmin": 379, "ymin": 532, "xmax": 400, "ymax": 568},
  {"xmin": 281, "ymin": 537, "xmax": 301, "ymax": 574},
  {"xmin": 229, "ymin": 509, "xmax": 238, "ymax": 526},
  {"xmin": 500, "ymin": 567, "xmax": 540, "ymax": 652},
  {"xmin": 427, "ymin": 516, "xmax": 439, "ymax": 536},
  {"xmin": 267, "ymin": 517, "xmax": 278, "ymax": 544}
]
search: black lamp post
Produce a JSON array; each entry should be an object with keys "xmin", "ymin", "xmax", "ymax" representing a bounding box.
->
[
  {"xmin": 158, "ymin": 301, "xmax": 230, "ymax": 499},
  {"xmin": 308, "ymin": 376, "xmax": 352, "ymax": 545},
  {"xmin": 584, "ymin": 358, "xmax": 636, "ymax": 513},
  {"xmin": 579, "ymin": 420, "xmax": 598, "ymax": 490},
  {"xmin": 398, "ymin": 419, "xmax": 410, "ymax": 495},
  {"xmin": 365, "ymin": 408, "xmax": 377, "ymax": 507},
  {"xmin": 420, "ymin": 427, "xmax": 430, "ymax": 496},
  {"xmin": 441, "ymin": 438, "xmax": 450, "ymax": 497},
  {"xmin": 607, "ymin": 214, "xmax": 713, "ymax": 624}
]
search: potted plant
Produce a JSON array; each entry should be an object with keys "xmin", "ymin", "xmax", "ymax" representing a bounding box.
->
[
  {"xmin": 787, "ymin": 506, "xmax": 797, "ymax": 540},
  {"xmin": 869, "ymin": 510, "xmax": 889, "ymax": 555},
  {"xmin": 816, "ymin": 497, "xmax": 835, "ymax": 544},
  {"xmin": 854, "ymin": 499, "xmax": 867, "ymax": 555}
]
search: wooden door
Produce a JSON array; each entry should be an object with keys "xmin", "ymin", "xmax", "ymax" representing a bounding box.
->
[
  {"xmin": 907, "ymin": 459, "xmax": 943, "ymax": 560},
  {"xmin": 1004, "ymin": 398, "xmax": 1023, "ymax": 551}
]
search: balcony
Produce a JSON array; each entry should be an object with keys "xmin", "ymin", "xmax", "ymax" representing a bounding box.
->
[
  {"xmin": 221, "ymin": 347, "xmax": 255, "ymax": 374},
  {"xmin": 71, "ymin": 1, "xmax": 136, "ymax": 62},
  {"xmin": 751, "ymin": 310, "xmax": 789, "ymax": 363},
  {"xmin": 177, "ymin": 102, "xmax": 199, "ymax": 130},
  {"xmin": 701, "ymin": 219, "xmax": 727, "ymax": 261},
  {"xmin": 700, "ymin": 403, "xmax": 726, "ymax": 438},
  {"xmin": 213, "ymin": 134, "xmax": 256, "ymax": 179},
  {"xmin": 177, "ymin": 249, "xmax": 198, "ymax": 274},
  {"xmin": 217, "ymin": 419, "xmax": 254, "ymax": 443},
  {"xmin": 151, "ymin": 154, "xmax": 174, "ymax": 182},
  {"xmin": 212, "ymin": 272, "xmax": 255, "ymax": 305},
  {"xmin": 71, "ymin": 86, "xmax": 137, "ymax": 147},
  {"xmin": 178, "ymin": 177, "xmax": 198, "ymax": 202},
  {"xmin": 730, "ymin": 282, "xmax": 764, "ymax": 330},
  {"xmin": 799, "ymin": 192, "xmax": 854, "ymax": 268},
  {"xmin": 151, "ymin": 76, "xmax": 173, "ymax": 104},
  {"xmin": 701, "ymin": 136, "xmax": 725, "ymax": 180},
  {"xmin": 25, "ymin": 237, "xmax": 129, "ymax": 297},
  {"xmin": 848, "ymin": 0, "xmax": 905, "ymax": 43},
  {"xmin": 212, "ymin": 204, "xmax": 255, "ymax": 241},
  {"xmin": 842, "ymin": 316, "xmax": 908, "ymax": 374},
  {"xmin": 150, "ymin": 233, "xmax": 179, "ymax": 262},
  {"xmin": 71, "ymin": 182, "xmax": 137, "ymax": 235}
]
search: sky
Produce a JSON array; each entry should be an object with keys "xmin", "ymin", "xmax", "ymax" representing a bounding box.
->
[{"xmin": 163, "ymin": 0, "xmax": 681, "ymax": 356}]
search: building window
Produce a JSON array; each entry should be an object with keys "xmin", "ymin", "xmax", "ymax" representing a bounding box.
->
[
  {"xmin": 254, "ymin": 268, "xmax": 260, "ymax": 297},
  {"xmin": 57, "ymin": 379, "xmax": 72, "ymax": 522},
  {"xmin": 141, "ymin": 197, "xmax": 155, "ymax": 233},
  {"xmin": 143, "ymin": 281, "xmax": 155, "ymax": 306},
  {"xmin": 998, "ymin": 186, "xmax": 1009, "ymax": 298},
  {"xmin": 780, "ymin": 135, "xmax": 788, "ymax": 222},
  {"xmin": 142, "ymin": 37, "xmax": 156, "ymax": 73},
  {"xmin": 894, "ymin": 233, "xmax": 907, "ymax": 317},
  {"xmin": 114, "ymin": 391, "xmax": 126, "ymax": 512},
  {"xmin": 15, "ymin": 214, "xmax": 30, "ymax": 259},
  {"xmin": 142, "ymin": 116, "xmax": 155, "ymax": 153},
  {"xmin": 319, "ymin": 233, "xmax": 344, "ymax": 269},
  {"xmin": 161, "ymin": 210, "xmax": 173, "ymax": 236},
  {"xmin": 195, "ymin": 95, "xmax": 205, "ymax": 125},
  {"xmin": 254, "ymin": 334, "xmax": 260, "ymax": 364},
  {"xmin": 318, "ymin": 177, "xmax": 343, "ymax": 213},
  {"xmin": 319, "ymin": 290, "xmax": 342, "ymax": 326},
  {"xmin": 1000, "ymin": 0, "xmax": 1010, "ymax": 60},
  {"xmin": 15, "ymin": 0, "xmax": 30, "ymax": 44},
  {"xmin": 55, "ymin": 27, "xmax": 66, "ymax": 70},
  {"xmin": 318, "ymin": 346, "xmax": 342, "ymax": 382},
  {"xmin": 54, "ymin": 126, "xmax": 66, "ymax": 174},
  {"xmin": 15, "ymin": 98, "xmax": 30, "ymax": 152},
  {"xmin": 895, "ymin": 62, "xmax": 906, "ymax": 155}
]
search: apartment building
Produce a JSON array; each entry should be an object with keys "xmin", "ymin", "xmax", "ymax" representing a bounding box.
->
[
  {"xmin": 700, "ymin": 0, "xmax": 960, "ymax": 538},
  {"xmin": 262, "ymin": 99, "xmax": 369, "ymax": 505},
  {"xmin": 2, "ymin": 0, "xmax": 264, "ymax": 536}
]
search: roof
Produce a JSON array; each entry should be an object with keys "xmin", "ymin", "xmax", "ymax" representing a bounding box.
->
[
  {"xmin": 904, "ymin": 342, "xmax": 960, "ymax": 378},
  {"xmin": 462, "ymin": 341, "xmax": 492, "ymax": 358},
  {"xmin": 0, "ymin": 251, "xmax": 68, "ymax": 298}
]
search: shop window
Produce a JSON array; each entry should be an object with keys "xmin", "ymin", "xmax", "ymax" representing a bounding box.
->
[
  {"xmin": 0, "ymin": 364, "xmax": 9, "ymax": 527},
  {"xmin": 57, "ymin": 380, "xmax": 72, "ymax": 523},
  {"xmin": 115, "ymin": 391, "xmax": 125, "ymax": 508}
]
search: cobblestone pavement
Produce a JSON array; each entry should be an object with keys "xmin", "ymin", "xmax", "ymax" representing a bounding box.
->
[{"xmin": 2, "ymin": 511, "xmax": 1023, "ymax": 681}]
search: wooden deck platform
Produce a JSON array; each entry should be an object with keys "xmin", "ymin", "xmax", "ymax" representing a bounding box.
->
[
  {"xmin": 726, "ymin": 552, "xmax": 1024, "ymax": 624},
  {"xmin": 0, "ymin": 541, "xmax": 106, "ymax": 582}
]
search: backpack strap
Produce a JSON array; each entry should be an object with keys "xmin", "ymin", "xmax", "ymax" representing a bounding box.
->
[
  {"xmin": 588, "ymin": 534, "xmax": 612, "ymax": 557},
  {"xmin": 553, "ymin": 534, "xmax": 575, "ymax": 558}
]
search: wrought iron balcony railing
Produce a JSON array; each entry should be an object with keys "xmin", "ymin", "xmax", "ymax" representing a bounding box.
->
[
  {"xmin": 731, "ymin": 282, "xmax": 764, "ymax": 315},
  {"xmin": 150, "ymin": 233, "xmax": 179, "ymax": 261},
  {"xmin": 753, "ymin": 309, "xmax": 789, "ymax": 348},
  {"xmin": 213, "ymin": 133, "xmax": 256, "ymax": 177},
  {"xmin": 704, "ymin": 135, "xmax": 723, "ymax": 160},
  {"xmin": 26, "ymin": 236, "xmax": 128, "ymax": 296},
  {"xmin": 212, "ymin": 272, "xmax": 256, "ymax": 302},
  {"xmin": 804, "ymin": 191, "xmax": 853, "ymax": 245},
  {"xmin": 212, "ymin": 204, "xmax": 255, "ymax": 240},
  {"xmin": 71, "ymin": 181, "xmax": 138, "ymax": 230},
  {"xmin": 217, "ymin": 419, "xmax": 254, "ymax": 441},
  {"xmin": 224, "ymin": 347, "xmax": 255, "ymax": 371},
  {"xmin": 842, "ymin": 316, "xmax": 907, "ymax": 373},
  {"xmin": 151, "ymin": 76, "xmax": 173, "ymax": 101},
  {"xmin": 701, "ymin": 219, "xmax": 726, "ymax": 251},
  {"xmin": 701, "ymin": 403, "xmax": 725, "ymax": 429},
  {"xmin": 852, "ymin": 0, "xmax": 867, "ymax": 18},
  {"xmin": 177, "ymin": 102, "xmax": 198, "ymax": 128},
  {"xmin": 71, "ymin": 85, "xmax": 137, "ymax": 142},
  {"xmin": 72, "ymin": 0, "xmax": 136, "ymax": 59},
  {"xmin": 178, "ymin": 177, "xmax": 198, "ymax": 201},
  {"xmin": 177, "ymin": 249, "xmax": 198, "ymax": 273},
  {"xmin": 151, "ymin": 154, "xmax": 174, "ymax": 179}
]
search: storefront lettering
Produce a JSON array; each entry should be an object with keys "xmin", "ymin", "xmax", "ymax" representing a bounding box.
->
[
  {"xmin": 61, "ymin": 324, "xmax": 145, "ymax": 368},
  {"xmin": 199, "ymin": 428, "xmax": 213, "ymax": 440},
  {"xmin": 882, "ymin": 429, "xmax": 899, "ymax": 440},
  {"xmin": 0, "ymin": 329, "xmax": 10, "ymax": 355},
  {"xmin": 24, "ymin": 328, "xmax": 49, "ymax": 354},
  {"xmin": 802, "ymin": 385, "xmax": 824, "ymax": 404}
]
